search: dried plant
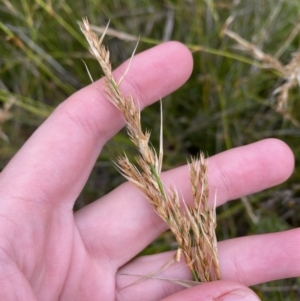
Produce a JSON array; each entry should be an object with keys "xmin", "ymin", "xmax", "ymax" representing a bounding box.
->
[
  {"xmin": 222, "ymin": 16, "xmax": 300, "ymax": 127},
  {"xmin": 0, "ymin": 96, "xmax": 15, "ymax": 142},
  {"xmin": 79, "ymin": 17, "xmax": 220, "ymax": 283}
]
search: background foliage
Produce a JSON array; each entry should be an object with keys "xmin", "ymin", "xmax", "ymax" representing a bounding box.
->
[{"xmin": 1, "ymin": 0, "xmax": 300, "ymax": 299}]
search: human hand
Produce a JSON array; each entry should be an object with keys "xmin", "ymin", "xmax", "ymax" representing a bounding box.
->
[{"xmin": 0, "ymin": 42, "xmax": 295, "ymax": 301}]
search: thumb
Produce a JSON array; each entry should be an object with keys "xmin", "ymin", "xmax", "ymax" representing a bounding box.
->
[{"xmin": 161, "ymin": 280, "xmax": 261, "ymax": 301}]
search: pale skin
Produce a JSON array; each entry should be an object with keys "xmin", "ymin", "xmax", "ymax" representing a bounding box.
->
[{"xmin": 0, "ymin": 42, "xmax": 297, "ymax": 301}]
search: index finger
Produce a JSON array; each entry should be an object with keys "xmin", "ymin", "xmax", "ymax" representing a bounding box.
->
[{"xmin": 0, "ymin": 42, "xmax": 193, "ymax": 210}]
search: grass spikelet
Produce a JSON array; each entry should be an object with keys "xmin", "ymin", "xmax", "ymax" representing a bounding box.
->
[
  {"xmin": 80, "ymin": 17, "xmax": 220, "ymax": 283},
  {"xmin": 222, "ymin": 16, "xmax": 300, "ymax": 127}
]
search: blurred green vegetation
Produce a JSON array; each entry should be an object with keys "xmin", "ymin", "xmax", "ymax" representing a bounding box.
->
[{"xmin": 1, "ymin": 0, "xmax": 300, "ymax": 299}]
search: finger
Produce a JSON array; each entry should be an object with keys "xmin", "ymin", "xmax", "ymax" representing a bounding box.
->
[
  {"xmin": 0, "ymin": 42, "xmax": 193, "ymax": 209},
  {"xmin": 116, "ymin": 229, "xmax": 299, "ymax": 301},
  {"xmin": 218, "ymin": 228, "xmax": 300, "ymax": 285},
  {"xmin": 160, "ymin": 281, "xmax": 260, "ymax": 301},
  {"xmin": 75, "ymin": 138, "xmax": 294, "ymax": 266}
]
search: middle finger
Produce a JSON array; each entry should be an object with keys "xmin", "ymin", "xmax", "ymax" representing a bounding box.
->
[{"xmin": 75, "ymin": 138, "xmax": 293, "ymax": 267}]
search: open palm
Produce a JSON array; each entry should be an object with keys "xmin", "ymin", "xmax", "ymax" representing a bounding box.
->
[{"xmin": 0, "ymin": 42, "xmax": 297, "ymax": 301}]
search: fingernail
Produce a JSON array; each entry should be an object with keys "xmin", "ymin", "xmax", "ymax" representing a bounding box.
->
[{"xmin": 221, "ymin": 289, "xmax": 260, "ymax": 301}]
